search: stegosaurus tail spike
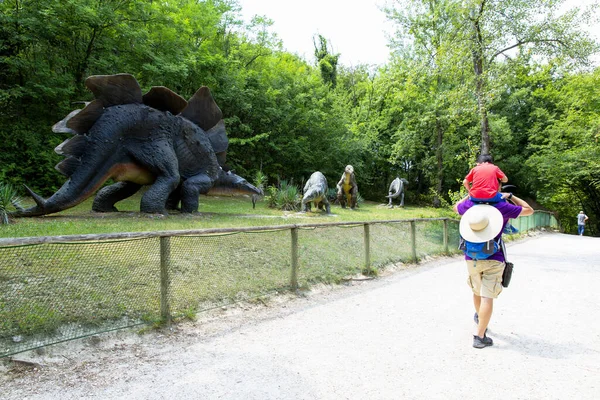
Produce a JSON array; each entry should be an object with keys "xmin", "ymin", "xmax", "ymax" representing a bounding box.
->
[{"xmin": 23, "ymin": 185, "xmax": 46, "ymax": 210}]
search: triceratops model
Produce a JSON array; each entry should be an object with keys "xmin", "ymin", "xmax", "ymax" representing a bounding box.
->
[
  {"xmin": 386, "ymin": 177, "xmax": 408, "ymax": 208},
  {"xmin": 301, "ymin": 171, "xmax": 331, "ymax": 213},
  {"xmin": 336, "ymin": 165, "xmax": 358, "ymax": 209},
  {"xmin": 13, "ymin": 74, "xmax": 262, "ymax": 217}
]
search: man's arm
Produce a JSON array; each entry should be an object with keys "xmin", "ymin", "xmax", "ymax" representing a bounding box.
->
[{"xmin": 502, "ymin": 193, "xmax": 533, "ymax": 216}]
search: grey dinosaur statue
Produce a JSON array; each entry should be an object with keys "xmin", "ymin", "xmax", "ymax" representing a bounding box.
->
[
  {"xmin": 301, "ymin": 171, "xmax": 331, "ymax": 213},
  {"xmin": 12, "ymin": 73, "xmax": 262, "ymax": 217},
  {"xmin": 386, "ymin": 177, "xmax": 408, "ymax": 208},
  {"xmin": 336, "ymin": 165, "xmax": 358, "ymax": 209}
]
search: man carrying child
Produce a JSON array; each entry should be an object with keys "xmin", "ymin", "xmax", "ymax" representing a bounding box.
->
[
  {"xmin": 456, "ymin": 153, "xmax": 533, "ymax": 348},
  {"xmin": 454, "ymin": 192, "xmax": 533, "ymax": 348}
]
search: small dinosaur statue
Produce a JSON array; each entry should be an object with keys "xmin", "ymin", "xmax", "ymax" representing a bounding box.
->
[
  {"xmin": 12, "ymin": 74, "xmax": 261, "ymax": 217},
  {"xmin": 336, "ymin": 165, "xmax": 358, "ymax": 209},
  {"xmin": 301, "ymin": 171, "xmax": 331, "ymax": 213},
  {"xmin": 386, "ymin": 177, "xmax": 408, "ymax": 208}
]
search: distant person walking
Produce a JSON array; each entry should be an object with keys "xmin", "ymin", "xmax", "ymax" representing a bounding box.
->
[{"xmin": 577, "ymin": 211, "xmax": 589, "ymax": 236}]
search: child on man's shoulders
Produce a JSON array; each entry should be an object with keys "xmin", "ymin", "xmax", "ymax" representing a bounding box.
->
[{"xmin": 463, "ymin": 154, "xmax": 508, "ymax": 204}]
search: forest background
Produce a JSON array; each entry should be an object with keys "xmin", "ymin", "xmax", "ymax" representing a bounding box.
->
[{"xmin": 0, "ymin": 0, "xmax": 599, "ymax": 235}]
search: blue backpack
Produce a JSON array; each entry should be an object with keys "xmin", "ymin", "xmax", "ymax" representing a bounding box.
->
[{"xmin": 459, "ymin": 237, "xmax": 500, "ymax": 260}]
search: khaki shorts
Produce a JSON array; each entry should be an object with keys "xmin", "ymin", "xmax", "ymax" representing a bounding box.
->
[{"xmin": 466, "ymin": 259, "xmax": 505, "ymax": 298}]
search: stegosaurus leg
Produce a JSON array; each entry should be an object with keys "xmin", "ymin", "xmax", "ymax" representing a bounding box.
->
[
  {"xmin": 129, "ymin": 141, "xmax": 180, "ymax": 214},
  {"xmin": 166, "ymin": 184, "xmax": 183, "ymax": 211},
  {"xmin": 180, "ymin": 173, "xmax": 214, "ymax": 213},
  {"xmin": 92, "ymin": 182, "xmax": 142, "ymax": 212}
]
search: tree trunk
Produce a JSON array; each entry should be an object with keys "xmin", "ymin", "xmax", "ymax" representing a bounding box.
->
[
  {"xmin": 433, "ymin": 110, "xmax": 443, "ymax": 207},
  {"xmin": 475, "ymin": 71, "xmax": 490, "ymax": 155},
  {"xmin": 471, "ymin": 3, "xmax": 490, "ymax": 155}
]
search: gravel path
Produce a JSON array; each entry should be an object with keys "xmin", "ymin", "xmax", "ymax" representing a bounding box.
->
[{"xmin": 2, "ymin": 232, "xmax": 599, "ymax": 399}]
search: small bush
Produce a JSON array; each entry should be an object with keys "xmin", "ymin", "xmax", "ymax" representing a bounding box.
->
[
  {"xmin": 0, "ymin": 182, "xmax": 22, "ymax": 224},
  {"xmin": 252, "ymin": 170, "xmax": 267, "ymax": 192},
  {"xmin": 356, "ymin": 192, "xmax": 365, "ymax": 206},
  {"xmin": 266, "ymin": 180, "xmax": 301, "ymax": 211},
  {"xmin": 447, "ymin": 186, "xmax": 468, "ymax": 207}
]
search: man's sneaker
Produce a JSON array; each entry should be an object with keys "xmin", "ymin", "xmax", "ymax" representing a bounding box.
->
[
  {"xmin": 473, "ymin": 335, "xmax": 493, "ymax": 349},
  {"xmin": 474, "ymin": 312, "xmax": 479, "ymax": 324}
]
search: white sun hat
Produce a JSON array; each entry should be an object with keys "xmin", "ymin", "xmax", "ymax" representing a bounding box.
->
[{"xmin": 459, "ymin": 204, "xmax": 504, "ymax": 243}]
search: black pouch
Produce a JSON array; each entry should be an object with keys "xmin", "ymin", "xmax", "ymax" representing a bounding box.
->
[{"xmin": 502, "ymin": 262, "xmax": 514, "ymax": 288}]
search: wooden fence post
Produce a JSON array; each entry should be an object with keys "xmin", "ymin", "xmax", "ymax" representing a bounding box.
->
[
  {"xmin": 443, "ymin": 219, "xmax": 449, "ymax": 254},
  {"xmin": 364, "ymin": 223, "xmax": 371, "ymax": 270},
  {"xmin": 290, "ymin": 227, "xmax": 299, "ymax": 290},
  {"xmin": 410, "ymin": 220, "xmax": 417, "ymax": 262},
  {"xmin": 160, "ymin": 236, "xmax": 171, "ymax": 325}
]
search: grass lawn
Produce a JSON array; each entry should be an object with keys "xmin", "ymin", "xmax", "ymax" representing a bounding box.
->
[{"xmin": 1, "ymin": 192, "xmax": 457, "ymax": 238}]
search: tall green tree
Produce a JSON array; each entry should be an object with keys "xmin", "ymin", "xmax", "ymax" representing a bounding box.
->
[
  {"xmin": 314, "ymin": 35, "xmax": 340, "ymax": 87},
  {"xmin": 461, "ymin": 0, "xmax": 597, "ymax": 154},
  {"xmin": 526, "ymin": 66, "xmax": 600, "ymax": 235},
  {"xmin": 384, "ymin": 0, "xmax": 475, "ymax": 205}
]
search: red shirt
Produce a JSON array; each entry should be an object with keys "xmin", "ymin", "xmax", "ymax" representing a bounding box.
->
[{"xmin": 465, "ymin": 163, "xmax": 507, "ymax": 199}]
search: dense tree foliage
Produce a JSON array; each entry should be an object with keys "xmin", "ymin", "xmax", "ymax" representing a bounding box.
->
[{"xmin": 0, "ymin": 0, "xmax": 598, "ymax": 235}]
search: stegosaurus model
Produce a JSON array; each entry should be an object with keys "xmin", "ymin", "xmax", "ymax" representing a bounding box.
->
[{"xmin": 13, "ymin": 73, "xmax": 262, "ymax": 217}]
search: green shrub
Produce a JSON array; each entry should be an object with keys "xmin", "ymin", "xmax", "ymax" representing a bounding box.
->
[
  {"xmin": 0, "ymin": 182, "xmax": 22, "ymax": 224},
  {"xmin": 447, "ymin": 185, "xmax": 468, "ymax": 207},
  {"xmin": 266, "ymin": 180, "xmax": 301, "ymax": 211},
  {"xmin": 356, "ymin": 192, "xmax": 365, "ymax": 206},
  {"xmin": 252, "ymin": 170, "xmax": 267, "ymax": 191}
]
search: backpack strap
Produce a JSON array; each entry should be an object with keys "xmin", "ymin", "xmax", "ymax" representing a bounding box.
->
[{"xmin": 500, "ymin": 237, "xmax": 508, "ymax": 262}]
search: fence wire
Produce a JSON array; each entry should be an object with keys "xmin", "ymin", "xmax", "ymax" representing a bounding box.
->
[
  {"xmin": 297, "ymin": 225, "xmax": 365, "ymax": 284},
  {"xmin": 369, "ymin": 222, "xmax": 414, "ymax": 267},
  {"xmin": 0, "ymin": 212, "xmax": 556, "ymax": 358},
  {"xmin": 166, "ymin": 231, "xmax": 292, "ymax": 317},
  {"xmin": 0, "ymin": 238, "xmax": 160, "ymax": 357}
]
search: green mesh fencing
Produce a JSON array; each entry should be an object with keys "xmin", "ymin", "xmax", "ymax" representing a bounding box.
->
[
  {"xmin": 369, "ymin": 222, "xmax": 414, "ymax": 267},
  {"xmin": 0, "ymin": 211, "xmax": 554, "ymax": 358},
  {"xmin": 0, "ymin": 238, "xmax": 161, "ymax": 357},
  {"xmin": 297, "ymin": 225, "xmax": 365, "ymax": 284},
  {"xmin": 166, "ymin": 231, "xmax": 292, "ymax": 316}
]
